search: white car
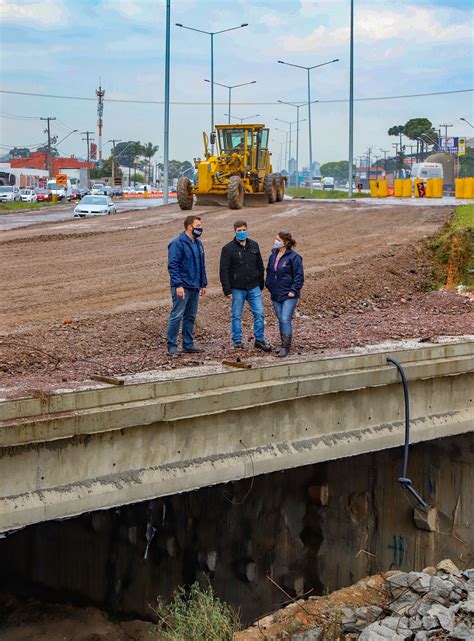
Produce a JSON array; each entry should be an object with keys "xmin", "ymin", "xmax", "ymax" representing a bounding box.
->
[
  {"xmin": 74, "ymin": 195, "xmax": 116, "ymax": 217},
  {"xmin": 20, "ymin": 189, "xmax": 37, "ymax": 203},
  {"xmin": 91, "ymin": 183, "xmax": 106, "ymax": 195},
  {"xmin": 0, "ymin": 185, "xmax": 21, "ymax": 202}
]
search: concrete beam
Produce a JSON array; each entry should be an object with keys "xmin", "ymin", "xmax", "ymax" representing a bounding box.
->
[{"xmin": 0, "ymin": 342, "xmax": 472, "ymax": 532}]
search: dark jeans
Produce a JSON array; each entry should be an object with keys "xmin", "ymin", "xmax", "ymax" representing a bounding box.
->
[
  {"xmin": 272, "ymin": 297, "xmax": 298, "ymax": 335},
  {"xmin": 167, "ymin": 287, "xmax": 200, "ymax": 350}
]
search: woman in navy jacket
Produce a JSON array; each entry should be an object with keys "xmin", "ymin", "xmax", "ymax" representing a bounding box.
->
[{"xmin": 265, "ymin": 230, "xmax": 304, "ymax": 357}]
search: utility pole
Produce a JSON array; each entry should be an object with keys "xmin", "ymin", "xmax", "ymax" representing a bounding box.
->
[
  {"xmin": 379, "ymin": 148, "xmax": 389, "ymax": 175},
  {"xmin": 163, "ymin": 0, "xmax": 171, "ymax": 203},
  {"xmin": 109, "ymin": 139, "xmax": 121, "ymax": 186},
  {"xmin": 439, "ymin": 123, "xmax": 453, "ymax": 150},
  {"xmin": 81, "ymin": 131, "xmax": 94, "ymax": 163},
  {"xmin": 366, "ymin": 147, "xmax": 372, "ymax": 184},
  {"xmin": 348, "ymin": 0, "xmax": 354, "ymax": 196},
  {"xmin": 40, "ymin": 116, "xmax": 56, "ymax": 176}
]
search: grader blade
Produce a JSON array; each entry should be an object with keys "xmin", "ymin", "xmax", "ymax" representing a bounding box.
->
[
  {"xmin": 243, "ymin": 192, "xmax": 268, "ymax": 207},
  {"xmin": 195, "ymin": 193, "xmax": 229, "ymax": 207}
]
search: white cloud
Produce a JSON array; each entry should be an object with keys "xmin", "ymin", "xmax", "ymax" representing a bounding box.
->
[
  {"xmin": 278, "ymin": 5, "xmax": 473, "ymax": 53},
  {"xmin": 0, "ymin": 0, "xmax": 67, "ymax": 26},
  {"xmin": 258, "ymin": 13, "xmax": 284, "ymax": 28}
]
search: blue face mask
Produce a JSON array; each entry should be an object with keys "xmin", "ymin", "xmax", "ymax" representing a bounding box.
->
[
  {"xmin": 274, "ymin": 240, "xmax": 284, "ymax": 248},
  {"xmin": 236, "ymin": 230, "xmax": 248, "ymax": 241}
]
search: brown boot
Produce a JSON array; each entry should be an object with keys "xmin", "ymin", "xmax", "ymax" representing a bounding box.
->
[{"xmin": 277, "ymin": 334, "xmax": 291, "ymax": 357}]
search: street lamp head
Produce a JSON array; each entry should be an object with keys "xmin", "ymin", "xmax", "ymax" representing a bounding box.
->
[
  {"xmin": 175, "ymin": 23, "xmax": 183, "ymax": 27},
  {"xmin": 251, "ymin": 80, "xmax": 256, "ymax": 84},
  {"xmin": 277, "ymin": 60, "xmax": 284, "ymax": 64},
  {"xmin": 460, "ymin": 117, "xmax": 466, "ymax": 122},
  {"xmin": 241, "ymin": 23, "xmax": 248, "ymax": 27},
  {"xmin": 204, "ymin": 79, "xmax": 210, "ymax": 83},
  {"xmin": 332, "ymin": 58, "xmax": 339, "ymax": 62}
]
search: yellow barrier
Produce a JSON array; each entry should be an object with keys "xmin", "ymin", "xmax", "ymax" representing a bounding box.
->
[
  {"xmin": 455, "ymin": 178, "xmax": 465, "ymax": 199},
  {"xmin": 467, "ymin": 178, "xmax": 474, "ymax": 198},
  {"xmin": 394, "ymin": 179, "xmax": 403, "ymax": 197},
  {"xmin": 378, "ymin": 179, "xmax": 388, "ymax": 197},
  {"xmin": 369, "ymin": 180, "xmax": 378, "ymax": 197},
  {"xmin": 52, "ymin": 194, "xmax": 57, "ymax": 204},
  {"xmin": 434, "ymin": 178, "xmax": 443, "ymax": 198},
  {"xmin": 414, "ymin": 178, "xmax": 425, "ymax": 198},
  {"xmin": 425, "ymin": 179, "xmax": 434, "ymax": 198},
  {"xmin": 402, "ymin": 178, "xmax": 412, "ymax": 198}
]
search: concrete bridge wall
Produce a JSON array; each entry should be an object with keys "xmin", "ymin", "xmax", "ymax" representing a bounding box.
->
[{"xmin": 0, "ymin": 342, "xmax": 472, "ymax": 532}]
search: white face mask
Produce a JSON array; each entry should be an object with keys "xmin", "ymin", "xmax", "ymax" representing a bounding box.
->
[{"xmin": 274, "ymin": 240, "xmax": 284, "ymax": 249}]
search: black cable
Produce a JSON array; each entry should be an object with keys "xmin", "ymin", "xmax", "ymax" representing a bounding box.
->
[{"xmin": 387, "ymin": 357, "xmax": 427, "ymax": 509}]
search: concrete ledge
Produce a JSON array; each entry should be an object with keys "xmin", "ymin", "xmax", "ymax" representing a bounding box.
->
[{"xmin": 0, "ymin": 342, "xmax": 473, "ymax": 532}]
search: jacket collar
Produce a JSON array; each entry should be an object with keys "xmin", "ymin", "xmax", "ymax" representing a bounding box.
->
[
  {"xmin": 180, "ymin": 231, "xmax": 197, "ymax": 245},
  {"xmin": 233, "ymin": 237, "xmax": 250, "ymax": 247}
]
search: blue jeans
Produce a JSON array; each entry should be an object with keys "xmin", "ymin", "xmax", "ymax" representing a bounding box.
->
[
  {"xmin": 167, "ymin": 287, "xmax": 200, "ymax": 350},
  {"xmin": 231, "ymin": 286, "xmax": 265, "ymax": 343},
  {"xmin": 272, "ymin": 297, "xmax": 298, "ymax": 336}
]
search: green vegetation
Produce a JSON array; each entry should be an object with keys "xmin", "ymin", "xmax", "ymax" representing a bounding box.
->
[
  {"xmin": 151, "ymin": 582, "xmax": 240, "ymax": 641},
  {"xmin": 0, "ymin": 201, "xmax": 57, "ymax": 213},
  {"xmin": 459, "ymin": 146, "xmax": 474, "ymax": 178},
  {"xmin": 287, "ymin": 187, "xmax": 365, "ymax": 199},
  {"xmin": 427, "ymin": 204, "xmax": 474, "ymax": 291},
  {"xmin": 320, "ymin": 160, "xmax": 355, "ymax": 182}
]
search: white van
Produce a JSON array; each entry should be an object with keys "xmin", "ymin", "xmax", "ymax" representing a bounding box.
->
[
  {"xmin": 322, "ymin": 176, "xmax": 335, "ymax": 190},
  {"xmin": 410, "ymin": 163, "xmax": 443, "ymax": 182},
  {"xmin": 47, "ymin": 179, "xmax": 73, "ymax": 201}
]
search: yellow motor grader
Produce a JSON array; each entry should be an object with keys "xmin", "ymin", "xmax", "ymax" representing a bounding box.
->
[{"xmin": 177, "ymin": 124, "xmax": 286, "ymax": 210}]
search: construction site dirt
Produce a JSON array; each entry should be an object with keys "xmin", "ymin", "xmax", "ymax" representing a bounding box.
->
[{"xmin": 1, "ymin": 199, "xmax": 472, "ymax": 396}]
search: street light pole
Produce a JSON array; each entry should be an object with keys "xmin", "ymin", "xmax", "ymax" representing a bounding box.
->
[
  {"xmin": 176, "ymin": 22, "xmax": 248, "ymax": 152},
  {"xmin": 348, "ymin": 0, "xmax": 354, "ymax": 196},
  {"xmin": 163, "ymin": 0, "xmax": 171, "ymax": 204},
  {"xmin": 278, "ymin": 57, "xmax": 339, "ymax": 192},
  {"xmin": 278, "ymin": 100, "xmax": 316, "ymax": 188},
  {"xmin": 275, "ymin": 127, "xmax": 289, "ymax": 172},
  {"xmin": 224, "ymin": 114, "xmax": 260, "ymax": 124},
  {"xmin": 460, "ymin": 117, "xmax": 474, "ymax": 129},
  {"xmin": 205, "ymin": 79, "xmax": 256, "ymax": 124}
]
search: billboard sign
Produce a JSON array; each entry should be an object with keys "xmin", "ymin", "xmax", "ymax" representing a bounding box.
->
[{"xmin": 440, "ymin": 136, "xmax": 464, "ymax": 154}]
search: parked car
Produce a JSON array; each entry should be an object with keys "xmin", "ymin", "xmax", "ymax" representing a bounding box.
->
[
  {"xmin": 35, "ymin": 188, "xmax": 52, "ymax": 202},
  {"xmin": 0, "ymin": 185, "xmax": 21, "ymax": 202},
  {"xmin": 20, "ymin": 188, "xmax": 37, "ymax": 202},
  {"xmin": 79, "ymin": 188, "xmax": 90, "ymax": 197},
  {"xmin": 91, "ymin": 183, "xmax": 106, "ymax": 195},
  {"xmin": 112, "ymin": 187, "xmax": 123, "ymax": 197},
  {"xmin": 103, "ymin": 186, "xmax": 113, "ymax": 197},
  {"xmin": 74, "ymin": 195, "xmax": 116, "ymax": 217}
]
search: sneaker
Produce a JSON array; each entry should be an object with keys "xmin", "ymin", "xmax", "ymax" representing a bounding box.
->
[
  {"xmin": 182, "ymin": 346, "xmax": 205, "ymax": 353},
  {"xmin": 167, "ymin": 347, "xmax": 181, "ymax": 357},
  {"xmin": 254, "ymin": 339, "xmax": 272, "ymax": 352},
  {"xmin": 233, "ymin": 341, "xmax": 244, "ymax": 349}
]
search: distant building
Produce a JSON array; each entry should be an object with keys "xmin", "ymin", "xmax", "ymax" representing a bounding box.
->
[{"xmin": 6, "ymin": 152, "xmax": 94, "ymax": 187}]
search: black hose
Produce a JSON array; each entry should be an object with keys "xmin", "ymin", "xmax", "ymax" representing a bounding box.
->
[{"xmin": 387, "ymin": 357, "xmax": 428, "ymax": 508}]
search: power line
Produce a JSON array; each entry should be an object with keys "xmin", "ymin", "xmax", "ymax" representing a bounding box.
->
[
  {"xmin": 0, "ymin": 111, "xmax": 42, "ymax": 120},
  {"xmin": 0, "ymin": 88, "xmax": 472, "ymax": 106}
]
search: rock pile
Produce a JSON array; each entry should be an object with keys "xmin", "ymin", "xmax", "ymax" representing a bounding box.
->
[{"xmin": 341, "ymin": 560, "xmax": 473, "ymax": 640}]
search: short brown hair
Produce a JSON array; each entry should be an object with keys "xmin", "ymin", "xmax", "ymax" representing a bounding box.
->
[
  {"xmin": 278, "ymin": 230, "xmax": 296, "ymax": 249},
  {"xmin": 184, "ymin": 215, "xmax": 201, "ymax": 229},
  {"xmin": 233, "ymin": 220, "xmax": 247, "ymax": 230}
]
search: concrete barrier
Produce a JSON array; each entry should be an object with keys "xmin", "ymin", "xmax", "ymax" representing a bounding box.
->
[{"xmin": 0, "ymin": 341, "xmax": 472, "ymax": 532}]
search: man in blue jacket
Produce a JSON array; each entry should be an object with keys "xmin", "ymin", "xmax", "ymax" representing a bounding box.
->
[{"xmin": 167, "ymin": 215, "xmax": 207, "ymax": 356}]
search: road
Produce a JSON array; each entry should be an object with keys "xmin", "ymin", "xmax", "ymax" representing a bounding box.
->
[
  {"xmin": 0, "ymin": 197, "xmax": 175, "ymax": 231},
  {"xmin": 1, "ymin": 198, "xmax": 472, "ymax": 394}
]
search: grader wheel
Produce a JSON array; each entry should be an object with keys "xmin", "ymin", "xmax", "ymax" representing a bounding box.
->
[
  {"xmin": 264, "ymin": 173, "xmax": 277, "ymax": 203},
  {"xmin": 275, "ymin": 174, "xmax": 285, "ymax": 202},
  {"xmin": 227, "ymin": 175, "xmax": 245, "ymax": 210},
  {"xmin": 177, "ymin": 176, "xmax": 194, "ymax": 210}
]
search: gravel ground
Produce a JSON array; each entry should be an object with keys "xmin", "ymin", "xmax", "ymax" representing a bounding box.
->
[{"xmin": 1, "ymin": 200, "xmax": 472, "ymax": 396}]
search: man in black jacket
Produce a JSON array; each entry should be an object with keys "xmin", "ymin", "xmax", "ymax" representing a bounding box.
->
[{"xmin": 219, "ymin": 220, "xmax": 271, "ymax": 351}]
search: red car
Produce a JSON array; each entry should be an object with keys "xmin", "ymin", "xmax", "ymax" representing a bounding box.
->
[{"xmin": 35, "ymin": 188, "xmax": 52, "ymax": 202}]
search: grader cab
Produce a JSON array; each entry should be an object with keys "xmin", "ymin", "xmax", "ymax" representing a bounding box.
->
[{"xmin": 177, "ymin": 124, "xmax": 286, "ymax": 210}]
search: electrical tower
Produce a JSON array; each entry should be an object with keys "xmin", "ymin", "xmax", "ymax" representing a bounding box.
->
[{"xmin": 96, "ymin": 81, "xmax": 105, "ymax": 161}]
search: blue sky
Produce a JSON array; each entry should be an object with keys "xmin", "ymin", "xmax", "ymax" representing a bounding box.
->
[{"xmin": 0, "ymin": 0, "xmax": 473, "ymax": 166}]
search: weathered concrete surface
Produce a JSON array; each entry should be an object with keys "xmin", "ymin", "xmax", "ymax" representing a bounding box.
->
[
  {"xmin": 0, "ymin": 433, "xmax": 473, "ymax": 624},
  {"xmin": 0, "ymin": 342, "xmax": 472, "ymax": 532}
]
